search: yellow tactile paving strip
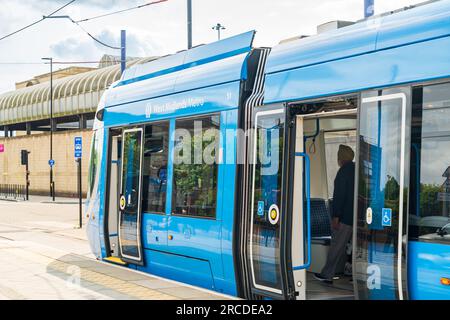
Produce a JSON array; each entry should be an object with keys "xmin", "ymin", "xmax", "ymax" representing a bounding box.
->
[
  {"xmin": 2, "ymin": 243, "xmax": 228, "ymax": 300},
  {"xmin": 47, "ymin": 260, "xmax": 179, "ymax": 300}
]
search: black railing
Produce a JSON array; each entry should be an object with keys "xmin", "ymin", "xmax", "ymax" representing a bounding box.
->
[{"xmin": 0, "ymin": 184, "xmax": 26, "ymax": 201}]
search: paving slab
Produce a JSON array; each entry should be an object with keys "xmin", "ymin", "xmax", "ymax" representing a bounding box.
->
[{"xmin": 0, "ymin": 198, "xmax": 236, "ymax": 300}]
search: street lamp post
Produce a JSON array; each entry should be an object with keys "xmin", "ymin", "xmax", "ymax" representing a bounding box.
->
[
  {"xmin": 212, "ymin": 23, "xmax": 225, "ymax": 41},
  {"xmin": 42, "ymin": 57, "xmax": 55, "ymax": 202}
]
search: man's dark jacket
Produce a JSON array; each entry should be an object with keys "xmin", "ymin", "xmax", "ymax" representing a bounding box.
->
[{"xmin": 332, "ymin": 161, "xmax": 355, "ymax": 226}]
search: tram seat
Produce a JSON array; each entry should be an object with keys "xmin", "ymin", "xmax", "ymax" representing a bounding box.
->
[
  {"xmin": 308, "ymin": 198, "xmax": 346, "ymax": 274},
  {"xmin": 309, "ymin": 198, "xmax": 332, "ymax": 273},
  {"xmin": 310, "ymin": 198, "xmax": 332, "ymax": 243}
]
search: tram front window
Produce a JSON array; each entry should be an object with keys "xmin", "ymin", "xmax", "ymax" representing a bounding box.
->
[
  {"xmin": 87, "ymin": 131, "xmax": 101, "ymax": 199},
  {"xmin": 409, "ymin": 82, "xmax": 450, "ymax": 244}
]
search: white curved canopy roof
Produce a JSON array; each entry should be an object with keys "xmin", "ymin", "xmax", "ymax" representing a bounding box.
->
[{"xmin": 0, "ymin": 57, "xmax": 154, "ymax": 126}]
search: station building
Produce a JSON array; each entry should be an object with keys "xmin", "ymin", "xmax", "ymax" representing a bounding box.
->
[{"xmin": 0, "ymin": 55, "xmax": 154, "ymax": 197}]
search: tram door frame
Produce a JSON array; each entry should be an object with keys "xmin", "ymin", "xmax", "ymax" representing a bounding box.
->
[
  {"xmin": 246, "ymin": 104, "xmax": 293, "ymax": 299},
  {"xmin": 353, "ymin": 87, "xmax": 411, "ymax": 300},
  {"xmin": 106, "ymin": 133, "xmax": 122, "ymax": 258},
  {"xmin": 118, "ymin": 127, "xmax": 145, "ymax": 265}
]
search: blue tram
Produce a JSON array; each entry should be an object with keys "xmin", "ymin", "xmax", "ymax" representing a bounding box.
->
[{"xmin": 86, "ymin": 1, "xmax": 450, "ymax": 300}]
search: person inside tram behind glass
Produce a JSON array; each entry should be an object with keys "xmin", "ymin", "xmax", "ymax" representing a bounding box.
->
[{"xmin": 314, "ymin": 144, "xmax": 355, "ymax": 284}]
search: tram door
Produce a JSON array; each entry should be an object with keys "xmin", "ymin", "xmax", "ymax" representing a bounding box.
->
[
  {"xmin": 247, "ymin": 106, "xmax": 303, "ymax": 299},
  {"xmin": 354, "ymin": 88, "xmax": 411, "ymax": 300},
  {"xmin": 118, "ymin": 128, "xmax": 145, "ymax": 265}
]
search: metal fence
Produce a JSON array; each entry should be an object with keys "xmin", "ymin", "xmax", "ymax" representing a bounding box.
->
[{"xmin": 0, "ymin": 184, "xmax": 26, "ymax": 201}]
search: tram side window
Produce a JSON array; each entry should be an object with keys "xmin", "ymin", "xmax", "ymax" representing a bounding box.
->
[
  {"xmin": 142, "ymin": 122, "xmax": 169, "ymax": 214},
  {"xmin": 171, "ymin": 115, "xmax": 220, "ymax": 218},
  {"xmin": 409, "ymin": 82, "xmax": 450, "ymax": 244}
]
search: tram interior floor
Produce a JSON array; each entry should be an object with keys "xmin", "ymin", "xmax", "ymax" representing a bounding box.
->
[{"xmin": 306, "ymin": 272, "xmax": 354, "ymax": 300}]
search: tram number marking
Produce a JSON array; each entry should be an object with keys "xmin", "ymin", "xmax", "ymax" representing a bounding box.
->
[{"xmin": 367, "ymin": 264, "xmax": 381, "ymax": 290}]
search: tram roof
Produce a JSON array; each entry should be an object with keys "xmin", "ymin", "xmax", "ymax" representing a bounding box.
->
[
  {"xmin": 264, "ymin": 0, "xmax": 450, "ymax": 104},
  {"xmin": 103, "ymin": 31, "xmax": 255, "ymax": 108}
]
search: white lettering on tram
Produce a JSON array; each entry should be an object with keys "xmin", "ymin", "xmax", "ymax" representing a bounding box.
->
[{"xmin": 145, "ymin": 97, "xmax": 205, "ymax": 118}]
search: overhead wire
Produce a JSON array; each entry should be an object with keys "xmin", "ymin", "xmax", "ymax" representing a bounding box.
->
[
  {"xmin": 74, "ymin": 0, "xmax": 168, "ymax": 23},
  {"xmin": 0, "ymin": 0, "xmax": 76, "ymax": 42}
]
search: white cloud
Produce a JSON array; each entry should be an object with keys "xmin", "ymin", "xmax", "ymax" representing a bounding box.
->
[
  {"xmin": 0, "ymin": 0, "xmax": 429, "ymax": 93},
  {"xmin": 50, "ymin": 28, "xmax": 162, "ymax": 60}
]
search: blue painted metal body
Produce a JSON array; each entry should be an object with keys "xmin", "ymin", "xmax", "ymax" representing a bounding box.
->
[
  {"xmin": 408, "ymin": 241, "xmax": 450, "ymax": 300},
  {"xmin": 86, "ymin": 31, "xmax": 254, "ymax": 296},
  {"xmin": 262, "ymin": 1, "xmax": 450, "ymax": 300},
  {"xmin": 85, "ymin": 1, "xmax": 450, "ymax": 299},
  {"xmin": 264, "ymin": 0, "xmax": 450, "ymax": 104}
]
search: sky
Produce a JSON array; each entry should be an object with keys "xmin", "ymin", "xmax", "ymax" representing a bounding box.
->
[{"xmin": 0, "ymin": 0, "xmax": 427, "ymax": 93}]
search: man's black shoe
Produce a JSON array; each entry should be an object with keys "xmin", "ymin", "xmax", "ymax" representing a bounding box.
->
[{"xmin": 313, "ymin": 273, "xmax": 333, "ymax": 284}]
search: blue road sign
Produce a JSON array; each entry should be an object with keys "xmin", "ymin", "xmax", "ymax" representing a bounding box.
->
[
  {"xmin": 48, "ymin": 159, "xmax": 55, "ymax": 167},
  {"xmin": 382, "ymin": 208, "xmax": 392, "ymax": 227},
  {"xmin": 257, "ymin": 201, "xmax": 264, "ymax": 216},
  {"xmin": 74, "ymin": 137, "xmax": 82, "ymax": 159}
]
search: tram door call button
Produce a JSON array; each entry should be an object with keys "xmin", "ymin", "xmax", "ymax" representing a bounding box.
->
[{"xmin": 382, "ymin": 208, "xmax": 392, "ymax": 227}]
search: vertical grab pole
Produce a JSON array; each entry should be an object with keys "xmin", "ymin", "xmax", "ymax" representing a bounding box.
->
[{"xmin": 293, "ymin": 152, "xmax": 311, "ymax": 271}]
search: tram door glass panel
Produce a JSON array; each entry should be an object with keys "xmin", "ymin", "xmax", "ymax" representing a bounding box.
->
[
  {"xmin": 355, "ymin": 88, "xmax": 410, "ymax": 300},
  {"xmin": 119, "ymin": 129, "xmax": 144, "ymax": 262},
  {"xmin": 409, "ymin": 83, "xmax": 450, "ymax": 244},
  {"xmin": 142, "ymin": 122, "xmax": 169, "ymax": 214},
  {"xmin": 250, "ymin": 110, "xmax": 285, "ymax": 294}
]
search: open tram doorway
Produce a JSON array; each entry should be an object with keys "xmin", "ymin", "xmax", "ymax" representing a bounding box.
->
[
  {"xmin": 246, "ymin": 96, "xmax": 358, "ymax": 300},
  {"xmin": 104, "ymin": 126, "xmax": 146, "ymax": 266},
  {"xmin": 288, "ymin": 97, "xmax": 358, "ymax": 300},
  {"xmin": 104, "ymin": 128, "xmax": 123, "ymax": 263}
]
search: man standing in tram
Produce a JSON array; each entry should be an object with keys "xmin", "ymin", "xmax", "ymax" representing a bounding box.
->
[{"xmin": 314, "ymin": 145, "xmax": 355, "ymax": 284}]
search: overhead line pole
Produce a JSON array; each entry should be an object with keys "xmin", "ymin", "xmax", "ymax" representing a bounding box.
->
[
  {"xmin": 187, "ymin": 0, "xmax": 192, "ymax": 49},
  {"xmin": 121, "ymin": 30, "xmax": 126, "ymax": 75}
]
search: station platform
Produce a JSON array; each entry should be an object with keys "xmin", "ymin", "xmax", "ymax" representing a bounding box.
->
[
  {"xmin": 0, "ymin": 197, "xmax": 235, "ymax": 300},
  {"xmin": 49, "ymin": 254, "xmax": 236, "ymax": 300}
]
